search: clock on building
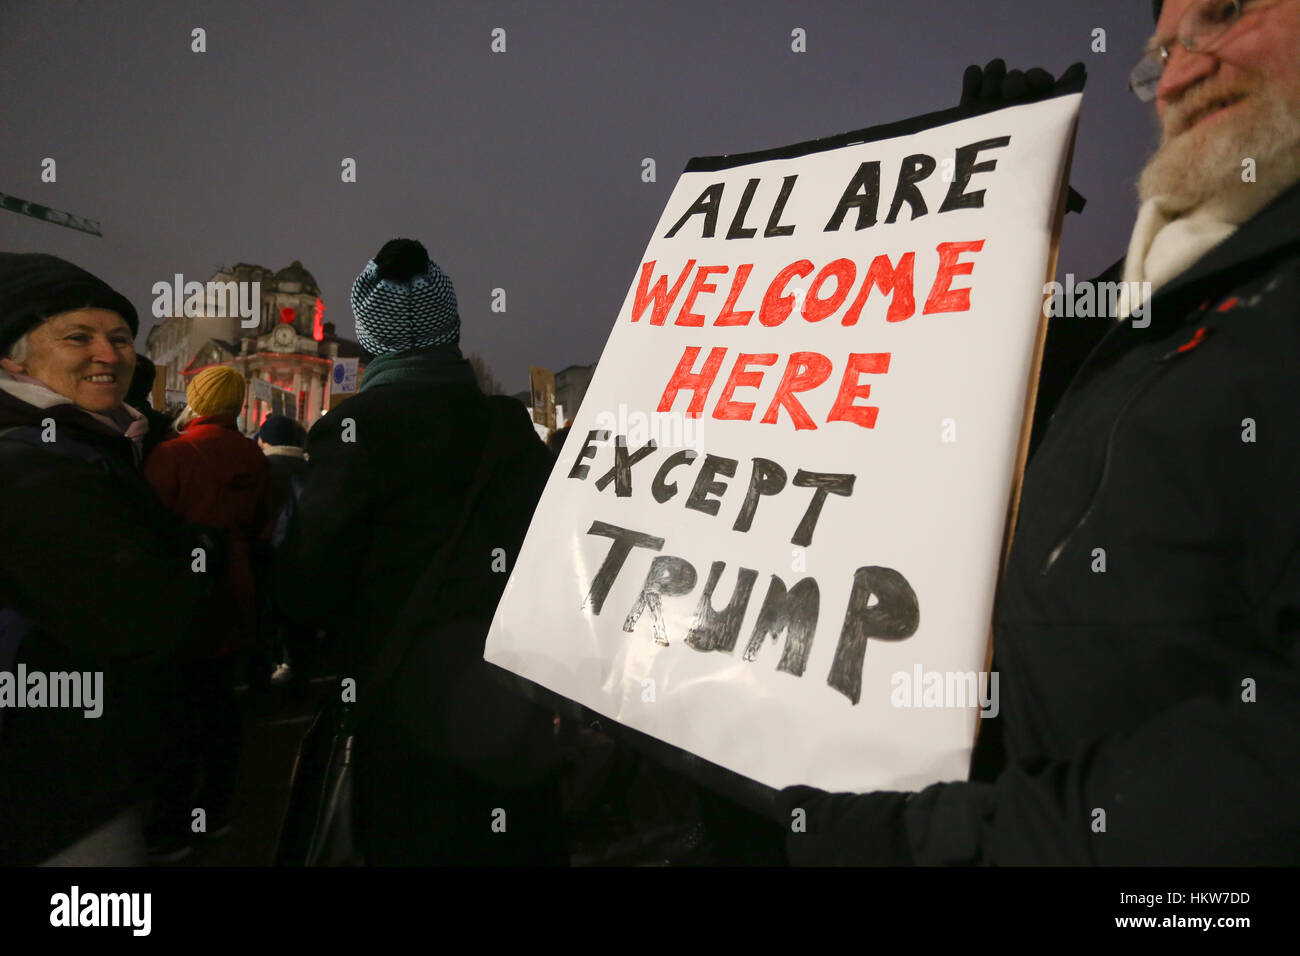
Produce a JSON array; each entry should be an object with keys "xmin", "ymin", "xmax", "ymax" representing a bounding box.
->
[{"xmin": 272, "ymin": 324, "xmax": 296, "ymax": 349}]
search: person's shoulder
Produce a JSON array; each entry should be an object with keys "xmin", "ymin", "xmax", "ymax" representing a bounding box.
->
[
  {"xmin": 0, "ymin": 432, "xmax": 55, "ymax": 476},
  {"xmin": 313, "ymin": 388, "xmax": 386, "ymax": 425},
  {"xmin": 484, "ymin": 394, "xmax": 538, "ymax": 432},
  {"xmin": 145, "ymin": 429, "xmax": 193, "ymax": 462},
  {"xmin": 313, "ymin": 382, "xmax": 480, "ymax": 432},
  {"xmin": 304, "ymin": 404, "xmax": 374, "ymax": 455},
  {"xmin": 0, "ymin": 430, "xmax": 114, "ymax": 506},
  {"xmin": 1235, "ymin": 248, "xmax": 1300, "ymax": 327},
  {"xmin": 240, "ymin": 433, "xmax": 271, "ymax": 470},
  {"xmin": 483, "ymin": 395, "xmax": 551, "ymax": 464}
]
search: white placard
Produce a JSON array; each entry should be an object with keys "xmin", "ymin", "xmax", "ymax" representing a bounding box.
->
[
  {"xmin": 487, "ymin": 95, "xmax": 1080, "ymax": 792},
  {"xmin": 331, "ymin": 357, "xmax": 359, "ymax": 394}
]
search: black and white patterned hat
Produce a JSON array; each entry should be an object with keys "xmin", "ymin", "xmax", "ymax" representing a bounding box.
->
[{"xmin": 350, "ymin": 238, "xmax": 460, "ymax": 356}]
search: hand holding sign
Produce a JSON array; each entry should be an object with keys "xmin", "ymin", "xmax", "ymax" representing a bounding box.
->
[
  {"xmin": 487, "ymin": 91, "xmax": 1083, "ymax": 794},
  {"xmin": 959, "ymin": 59, "xmax": 1085, "ymax": 108}
]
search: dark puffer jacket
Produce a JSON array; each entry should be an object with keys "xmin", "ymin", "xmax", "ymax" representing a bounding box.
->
[
  {"xmin": 0, "ymin": 376, "xmax": 208, "ymax": 864},
  {"xmin": 791, "ymin": 180, "xmax": 1300, "ymax": 865},
  {"xmin": 276, "ymin": 348, "xmax": 565, "ymax": 864}
]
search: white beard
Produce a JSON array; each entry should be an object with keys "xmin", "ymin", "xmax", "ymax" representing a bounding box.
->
[{"xmin": 1138, "ymin": 83, "xmax": 1300, "ymax": 222}]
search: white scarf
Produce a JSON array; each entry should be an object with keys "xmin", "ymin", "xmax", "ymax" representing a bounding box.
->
[
  {"xmin": 1121, "ymin": 197, "xmax": 1239, "ymax": 304},
  {"xmin": 263, "ymin": 444, "xmax": 306, "ymax": 460},
  {"xmin": 1120, "ymin": 169, "xmax": 1299, "ymax": 318},
  {"xmin": 0, "ymin": 368, "xmax": 149, "ymax": 454}
]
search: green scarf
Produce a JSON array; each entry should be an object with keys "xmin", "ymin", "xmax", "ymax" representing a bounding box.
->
[{"xmin": 359, "ymin": 344, "xmax": 477, "ymax": 393}]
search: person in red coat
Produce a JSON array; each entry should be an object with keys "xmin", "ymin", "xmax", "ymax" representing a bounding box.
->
[{"xmin": 142, "ymin": 364, "xmax": 271, "ymax": 860}]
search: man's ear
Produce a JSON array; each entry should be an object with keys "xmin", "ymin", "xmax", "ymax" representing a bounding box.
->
[{"xmin": 0, "ymin": 356, "xmax": 27, "ymax": 376}]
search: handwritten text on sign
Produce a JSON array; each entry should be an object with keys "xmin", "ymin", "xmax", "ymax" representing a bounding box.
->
[{"xmin": 487, "ymin": 95, "xmax": 1081, "ymax": 792}]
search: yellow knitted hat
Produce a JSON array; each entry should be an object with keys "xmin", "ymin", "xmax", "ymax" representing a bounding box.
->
[{"xmin": 187, "ymin": 366, "xmax": 246, "ymax": 416}]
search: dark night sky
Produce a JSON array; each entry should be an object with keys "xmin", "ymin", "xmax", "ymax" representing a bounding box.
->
[{"xmin": 1, "ymin": 0, "xmax": 1159, "ymax": 392}]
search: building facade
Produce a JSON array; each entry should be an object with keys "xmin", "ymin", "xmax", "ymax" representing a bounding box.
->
[{"xmin": 145, "ymin": 260, "xmax": 366, "ymax": 433}]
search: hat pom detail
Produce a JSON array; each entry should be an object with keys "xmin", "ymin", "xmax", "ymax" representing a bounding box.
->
[{"xmin": 374, "ymin": 239, "xmax": 431, "ymax": 282}]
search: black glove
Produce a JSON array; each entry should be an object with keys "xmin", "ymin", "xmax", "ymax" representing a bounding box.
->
[
  {"xmin": 958, "ymin": 59, "xmax": 1088, "ymax": 214},
  {"xmin": 960, "ymin": 58, "xmax": 1085, "ymax": 108},
  {"xmin": 778, "ymin": 785, "xmax": 915, "ymax": 865}
]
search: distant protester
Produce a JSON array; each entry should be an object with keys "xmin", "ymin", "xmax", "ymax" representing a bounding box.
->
[
  {"xmin": 124, "ymin": 353, "xmax": 175, "ymax": 457},
  {"xmin": 0, "ymin": 252, "xmax": 207, "ymax": 865},
  {"xmin": 142, "ymin": 364, "xmax": 270, "ymax": 860},
  {"xmin": 546, "ymin": 424, "xmax": 571, "ymax": 459},
  {"xmin": 277, "ymin": 237, "xmax": 564, "ymax": 865},
  {"xmin": 257, "ymin": 413, "xmax": 308, "ymax": 536},
  {"xmin": 256, "ymin": 413, "xmax": 313, "ymax": 685}
]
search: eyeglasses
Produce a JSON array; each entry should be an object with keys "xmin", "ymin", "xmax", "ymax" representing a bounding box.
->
[{"xmin": 1129, "ymin": 0, "xmax": 1270, "ymax": 102}]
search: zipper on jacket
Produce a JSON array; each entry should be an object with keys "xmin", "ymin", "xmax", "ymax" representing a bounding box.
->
[{"xmin": 1039, "ymin": 330, "xmax": 1211, "ymax": 575}]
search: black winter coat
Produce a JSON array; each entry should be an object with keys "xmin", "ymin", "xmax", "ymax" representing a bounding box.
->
[
  {"xmin": 0, "ymin": 386, "xmax": 208, "ymax": 864},
  {"xmin": 264, "ymin": 448, "xmax": 308, "ymax": 533},
  {"xmin": 898, "ymin": 180, "xmax": 1300, "ymax": 864},
  {"xmin": 276, "ymin": 360, "xmax": 565, "ymax": 864}
]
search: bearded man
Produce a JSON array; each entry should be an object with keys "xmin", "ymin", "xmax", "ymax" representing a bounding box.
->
[{"xmin": 780, "ymin": 0, "xmax": 1300, "ymax": 864}]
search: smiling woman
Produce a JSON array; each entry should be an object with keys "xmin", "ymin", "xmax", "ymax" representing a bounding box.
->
[
  {"xmin": 0, "ymin": 253, "xmax": 140, "ymax": 414},
  {"xmin": 0, "ymin": 252, "xmax": 210, "ymax": 866},
  {"xmin": 2, "ymin": 309, "xmax": 137, "ymax": 413}
]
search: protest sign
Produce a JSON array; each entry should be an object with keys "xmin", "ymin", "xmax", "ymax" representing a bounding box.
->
[
  {"xmin": 486, "ymin": 91, "xmax": 1082, "ymax": 794},
  {"xmin": 269, "ymin": 383, "xmax": 298, "ymax": 420},
  {"xmin": 332, "ymin": 357, "xmax": 359, "ymax": 394},
  {"xmin": 151, "ymin": 365, "xmax": 168, "ymax": 411},
  {"xmin": 530, "ymin": 366, "xmax": 557, "ymax": 430}
]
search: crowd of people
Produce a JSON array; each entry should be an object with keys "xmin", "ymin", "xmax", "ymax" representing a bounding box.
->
[{"xmin": 2, "ymin": 0, "xmax": 1300, "ymax": 865}]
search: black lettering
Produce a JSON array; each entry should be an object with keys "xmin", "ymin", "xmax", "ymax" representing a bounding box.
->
[
  {"xmin": 623, "ymin": 555, "xmax": 698, "ymax": 645},
  {"xmin": 885, "ymin": 153, "xmax": 937, "ymax": 224},
  {"xmin": 939, "ymin": 136, "xmax": 1011, "ymax": 212},
  {"xmin": 764, "ymin": 174, "xmax": 799, "ymax": 237},
  {"xmin": 732, "ymin": 457, "xmax": 788, "ymax": 533},
  {"xmin": 581, "ymin": 520, "xmax": 664, "ymax": 615},
  {"xmin": 685, "ymin": 454, "xmax": 738, "ymax": 517},
  {"xmin": 665, "ymin": 183, "xmax": 724, "ymax": 239},
  {"xmin": 827, "ymin": 566, "xmax": 919, "ymax": 704},
  {"xmin": 567, "ymin": 429, "xmax": 611, "ymax": 480},
  {"xmin": 725, "ymin": 178, "xmax": 761, "ymax": 240},
  {"xmin": 595, "ymin": 436, "xmax": 659, "ymax": 496},
  {"xmin": 791, "ymin": 470, "xmax": 855, "ymax": 546},
  {"xmin": 651, "ymin": 449, "xmax": 698, "ymax": 503},
  {"xmin": 824, "ymin": 161, "xmax": 881, "ymax": 232},
  {"xmin": 685, "ymin": 562, "xmax": 759, "ymax": 654},
  {"xmin": 744, "ymin": 575, "xmax": 820, "ymax": 676}
]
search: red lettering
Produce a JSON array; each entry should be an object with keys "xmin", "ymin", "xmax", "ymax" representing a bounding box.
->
[
  {"xmin": 631, "ymin": 259, "xmax": 697, "ymax": 325},
  {"xmin": 715, "ymin": 264, "xmax": 756, "ymax": 326},
  {"xmin": 842, "ymin": 252, "xmax": 915, "ymax": 325},
  {"xmin": 760, "ymin": 352, "xmax": 832, "ymax": 431},
  {"xmin": 802, "ymin": 258, "xmax": 856, "ymax": 323},
  {"xmin": 712, "ymin": 352, "xmax": 777, "ymax": 421},
  {"xmin": 657, "ymin": 346, "xmax": 727, "ymax": 418},
  {"xmin": 675, "ymin": 265, "xmax": 729, "ymax": 327},
  {"xmin": 923, "ymin": 240, "xmax": 984, "ymax": 314},
  {"xmin": 827, "ymin": 352, "xmax": 891, "ymax": 428},
  {"xmin": 758, "ymin": 259, "xmax": 815, "ymax": 327}
]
